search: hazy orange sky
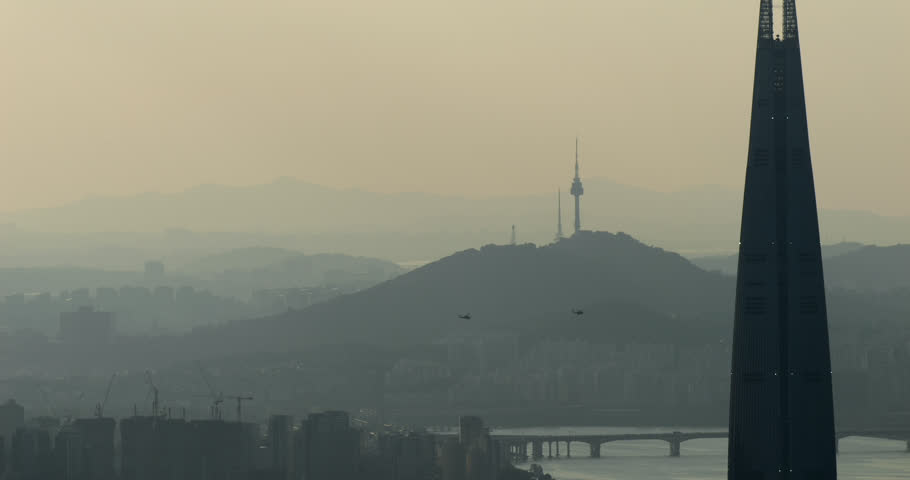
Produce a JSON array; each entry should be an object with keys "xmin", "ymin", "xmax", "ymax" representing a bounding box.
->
[{"xmin": 1, "ymin": 1, "xmax": 907, "ymax": 215}]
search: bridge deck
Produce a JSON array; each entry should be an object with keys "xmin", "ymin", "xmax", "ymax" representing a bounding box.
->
[
  {"xmin": 493, "ymin": 432, "xmax": 726, "ymax": 443},
  {"xmin": 492, "ymin": 430, "xmax": 910, "ymax": 443}
]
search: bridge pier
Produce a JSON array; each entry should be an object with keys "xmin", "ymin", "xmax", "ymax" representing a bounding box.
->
[
  {"xmin": 669, "ymin": 432, "xmax": 682, "ymax": 457},
  {"xmin": 566, "ymin": 441, "xmax": 571, "ymax": 458},
  {"xmin": 555, "ymin": 440, "xmax": 560, "ymax": 458},
  {"xmin": 906, "ymin": 440, "xmax": 910, "ymax": 453},
  {"xmin": 589, "ymin": 442, "xmax": 601, "ymax": 458},
  {"xmin": 532, "ymin": 441, "xmax": 543, "ymax": 460},
  {"xmin": 669, "ymin": 440, "xmax": 681, "ymax": 457},
  {"xmin": 547, "ymin": 441, "xmax": 552, "ymax": 459}
]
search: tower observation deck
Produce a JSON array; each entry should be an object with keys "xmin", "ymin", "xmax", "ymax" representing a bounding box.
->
[
  {"xmin": 728, "ymin": 1, "xmax": 837, "ymax": 478},
  {"xmin": 570, "ymin": 138, "xmax": 584, "ymax": 234}
]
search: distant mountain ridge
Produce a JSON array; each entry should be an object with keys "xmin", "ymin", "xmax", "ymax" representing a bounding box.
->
[
  {"xmin": 823, "ymin": 245, "xmax": 910, "ymax": 292},
  {"xmin": 182, "ymin": 246, "xmax": 305, "ymax": 273},
  {"xmin": 183, "ymin": 229, "xmax": 910, "ymax": 361},
  {"xmin": 182, "ymin": 247, "xmax": 403, "ymax": 298},
  {"xmin": 693, "ymin": 243, "xmax": 910, "ymax": 293},
  {"xmin": 691, "ymin": 242, "xmax": 866, "ymax": 276},
  {"xmin": 0, "ymin": 247, "xmax": 402, "ymax": 300},
  {"xmin": 4, "ymin": 230, "xmax": 907, "ymax": 376},
  {"xmin": 2, "ymin": 177, "xmax": 910, "ymax": 262}
]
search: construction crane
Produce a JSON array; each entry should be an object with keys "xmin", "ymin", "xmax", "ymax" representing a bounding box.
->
[
  {"xmin": 196, "ymin": 362, "xmax": 224, "ymax": 420},
  {"xmin": 94, "ymin": 374, "xmax": 116, "ymax": 418},
  {"xmin": 145, "ymin": 371, "xmax": 160, "ymax": 418},
  {"xmin": 226, "ymin": 395, "xmax": 253, "ymax": 423}
]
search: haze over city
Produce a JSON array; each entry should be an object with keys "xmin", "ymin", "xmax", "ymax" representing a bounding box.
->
[
  {"xmin": 1, "ymin": 1, "xmax": 908, "ymax": 215},
  {"xmin": 0, "ymin": 1, "xmax": 908, "ymax": 480}
]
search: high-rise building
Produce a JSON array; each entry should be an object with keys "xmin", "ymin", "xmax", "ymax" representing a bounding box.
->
[
  {"xmin": 376, "ymin": 432, "xmax": 437, "ymax": 480},
  {"xmin": 570, "ymin": 138, "xmax": 584, "ymax": 234},
  {"xmin": 441, "ymin": 417, "xmax": 501, "ymax": 480},
  {"xmin": 120, "ymin": 416, "xmax": 193, "ymax": 480},
  {"xmin": 54, "ymin": 425, "xmax": 87, "ymax": 480},
  {"xmin": 267, "ymin": 415, "xmax": 294, "ymax": 480},
  {"xmin": 0, "ymin": 437, "xmax": 5, "ymax": 477},
  {"xmin": 0, "ymin": 400, "xmax": 25, "ymax": 447},
  {"xmin": 728, "ymin": 1, "xmax": 837, "ymax": 478},
  {"xmin": 73, "ymin": 417, "xmax": 116, "ymax": 480},
  {"xmin": 184, "ymin": 419, "xmax": 258, "ymax": 480},
  {"xmin": 294, "ymin": 411, "xmax": 360, "ymax": 480},
  {"xmin": 10, "ymin": 427, "xmax": 53, "ymax": 479},
  {"xmin": 439, "ymin": 437, "xmax": 466, "ymax": 480}
]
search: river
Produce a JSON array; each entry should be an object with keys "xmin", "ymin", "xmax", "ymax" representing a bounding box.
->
[{"xmin": 493, "ymin": 427, "xmax": 910, "ymax": 480}]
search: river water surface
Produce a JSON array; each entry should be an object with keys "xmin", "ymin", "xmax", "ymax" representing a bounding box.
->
[{"xmin": 493, "ymin": 427, "xmax": 910, "ymax": 480}]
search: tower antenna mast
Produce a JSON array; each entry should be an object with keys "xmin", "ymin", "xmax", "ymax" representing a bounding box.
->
[
  {"xmin": 556, "ymin": 189, "xmax": 564, "ymax": 241},
  {"xmin": 570, "ymin": 137, "xmax": 585, "ymax": 234}
]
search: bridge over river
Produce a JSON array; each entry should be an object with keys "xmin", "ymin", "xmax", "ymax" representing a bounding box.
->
[{"xmin": 493, "ymin": 430, "xmax": 910, "ymax": 461}]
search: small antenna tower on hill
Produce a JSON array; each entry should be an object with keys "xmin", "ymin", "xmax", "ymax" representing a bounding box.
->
[
  {"xmin": 510, "ymin": 225, "xmax": 516, "ymax": 245},
  {"xmin": 556, "ymin": 189, "xmax": 564, "ymax": 241}
]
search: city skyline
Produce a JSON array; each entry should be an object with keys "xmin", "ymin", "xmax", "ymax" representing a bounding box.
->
[{"xmin": 0, "ymin": 1, "xmax": 907, "ymax": 478}]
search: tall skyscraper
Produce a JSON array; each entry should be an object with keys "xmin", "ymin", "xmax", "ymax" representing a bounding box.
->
[
  {"xmin": 570, "ymin": 138, "xmax": 584, "ymax": 234},
  {"xmin": 728, "ymin": 1, "xmax": 837, "ymax": 479}
]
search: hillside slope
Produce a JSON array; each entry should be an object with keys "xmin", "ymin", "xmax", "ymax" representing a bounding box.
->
[
  {"xmin": 824, "ymin": 245, "xmax": 910, "ymax": 292},
  {"xmin": 188, "ymin": 231, "xmax": 735, "ymax": 354}
]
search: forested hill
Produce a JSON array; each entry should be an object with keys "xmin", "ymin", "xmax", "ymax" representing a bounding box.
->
[{"xmin": 188, "ymin": 231, "xmax": 735, "ymax": 354}]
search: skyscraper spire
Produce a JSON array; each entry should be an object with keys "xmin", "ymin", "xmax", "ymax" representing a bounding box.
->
[
  {"xmin": 758, "ymin": 0, "xmax": 773, "ymax": 41},
  {"xmin": 728, "ymin": 1, "xmax": 837, "ymax": 478},
  {"xmin": 783, "ymin": 0, "xmax": 800, "ymax": 42},
  {"xmin": 555, "ymin": 189, "xmax": 564, "ymax": 241},
  {"xmin": 570, "ymin": 138, "xmax": 584, "ymax": 234}
]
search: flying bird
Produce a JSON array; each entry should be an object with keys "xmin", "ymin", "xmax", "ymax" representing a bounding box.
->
[
  {"xmin": 458, "ymin": 313, "xmax": 472, "ymax": 320},
  {"xmin": 571, "ymin": 309, "xmax": 584, "ymax": 316}
]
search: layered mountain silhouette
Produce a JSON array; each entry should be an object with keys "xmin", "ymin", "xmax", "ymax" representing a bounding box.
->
[
  {"xmin": 0, "ymin": 247, "xmax": 401, "ymax": 300},
  {"xmin": 8, "ymin": 231, "xmax": 906, "ymax": 376},
  {"xmin": 825, "ymin": 245, "xmax": 910, "ymax": 292},
  {"xmin": 186, "ymin": 231, "xmax": 735, "ymax": 356},
  {"xmin": 184, "ymin": 230, "xmax": 910, "ymax": 357},
  {"xmin": 182, "ymin": 247, "xmax": 403, "ymax": 298},
  {"xmin": 691, "ymin": 242, "xmax": 865, "ymax": 276},
  {"xmin": 2, "ymin": 177, "xmax": 910, "ymax": 263},
  {"xmin": 693, "ymin": 243, "xmax": 910, "ymax": 293}
]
